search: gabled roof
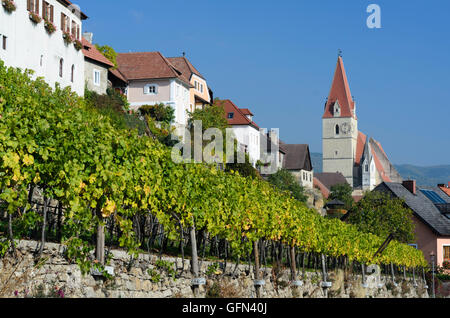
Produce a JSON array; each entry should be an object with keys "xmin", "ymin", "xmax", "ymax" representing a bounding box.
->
[
  {"xmin": 375, "ymin": 182, "xmax": 450, "ymax": 236},
  {"xmin": 82, "ymin": 38, "xmax": 115, "ymax": 68},
  {"xmin": 216, "ymin": 99, "xmax": 260, "ymax": 129},
  {"xmin": 116, "ymin": 52, "xmax": 192, "ymax": 87},
  {"xmin": 166, "ymin": 57, "xmax": 205, "ymax": 80},
  {"xmin": 355, "ymin": 131, "xmax": 367, "ymax": 165},
  {"xmin": 109, "ymin": 68, "xmax": 128, "ymax": 84},
  {"xmin": 323, "ymin": 56, "xmax": 356, "ymax": 119},
  {"xmin": 240, "ymin": 108, "xmax": 253, "ymax": 116},
  {"xmin": 314, "ymin": 172, "xmax": 348, "ymax": 191},
  {"xmin": 282, "ymin": 144, "xmax": 313, "ymax": 171}
]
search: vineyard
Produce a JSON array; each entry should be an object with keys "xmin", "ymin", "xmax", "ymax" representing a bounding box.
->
[{"xmin": 0, "ymin": 61, "xmax": 427, "ymax": 290}]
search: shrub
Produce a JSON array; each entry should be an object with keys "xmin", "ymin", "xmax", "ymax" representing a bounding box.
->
[
  {"xmin": 74, "ymin": 40, "xmax": 83, "ymax": 51},
  {"xmin": 28, "ymin": 11, "xmax": 42, "ymax": 24},
  {"xmin": 44, "ymin": 19, "xmax": 56, "ymax": 34},
  {"xmin": 62, "ymin": 32, "xmax": 73, "ymax": 44},
  {"xmin": 2, "ymin": 0, "xmax": 16, "ymax": 13}
]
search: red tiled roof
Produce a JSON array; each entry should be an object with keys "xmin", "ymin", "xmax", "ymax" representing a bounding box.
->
[
  {"xmin": 323, "ymin": 57, "xmax": 356, "ymax": 119},
  {"xmin": 314, "ymin": 177, "xmax": 331, "ymax": 199},
  {"xmin": 372, "ymin": 149, "xmax": 391, "ymax": 182},
  {"xmin": 116, "ymin": 52, "xmax": 192, "ymax": 87},
  {"xmin": 167, "ymin": 57, "xmax": 204, "ymax": 80},
  {"xmin": 240, "ymin": 108, "xmax": 253, "ymax": 116},
  {"xmin": 439, "ymin": 186, "xmax": 450, "ymax": 197},
  {"xmin": 109, "ymin": 68, "xmax": 128, "ymax": 84},
  {"xmin": 355, "ymin": 131, "xmax": 367, "ymax": 165},
  {"xmin": 82, "ymin": 38, "xmax": 114, "ymax": 67},
  {"xmin": 216, "ymin": 99, "xmax": 259, "ymax": 129}
]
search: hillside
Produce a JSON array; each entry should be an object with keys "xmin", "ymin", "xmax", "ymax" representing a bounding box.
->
[{"xmin": 310, "ymin": 153, "xmax": 450, "ymax": 187}]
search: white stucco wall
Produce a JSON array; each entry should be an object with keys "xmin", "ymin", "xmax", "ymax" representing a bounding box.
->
[
  {"xmin": 0, "ymin": 0, "xmax": 85, "ymax": 96},
  {"xmin": 230, "ymin": 125, "xmax": 260, "ymax": 166}
]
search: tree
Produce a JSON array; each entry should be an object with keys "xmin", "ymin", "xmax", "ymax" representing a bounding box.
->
[
  {"xmin": 139, "ymin": 104, "xmax": 177, "ymax": 146},
  {"xmin": 346, "ymin": 191, "xmax": 416, "ymax": 243},
  {"xmin": 267, "ymin": 169, "xmax": 307, "ymax": 203},
  {"xmin": 328, "ymin": 183, "xmax": 354, "ymax": 210},
  {"xmin": 95, "ymin": 44, "xmax": 118, "ymax": 69}
]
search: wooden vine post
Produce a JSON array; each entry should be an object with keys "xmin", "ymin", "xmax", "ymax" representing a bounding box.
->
[
  {"xmin": 254, "ymin": 240, "xmax": 262, "ymax": 298},
  {"xmin": 190, "ymin": 217, "xmax": 201, "ymax": 297},
  {"xmin": 290, "ymin": 246, "xmax": 297, "ymax": 282},
  {"xmin": 95, "ymin": 207, "xmax": 105, "ymax": 265}
]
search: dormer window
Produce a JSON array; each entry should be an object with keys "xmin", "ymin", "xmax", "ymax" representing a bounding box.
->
[
  {"xmin": 333, "ymin": 100, "xmax": 341, "ymax": 117},
  {"xmin": 228, "ymin": 113, "xmax": 234, "ymax": 119},
  {"xmin": 144, "ymin": 84, "xmax": 158, "ymax": 95}
]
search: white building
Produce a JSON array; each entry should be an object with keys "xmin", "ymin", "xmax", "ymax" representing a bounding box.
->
[
  {"xmin": 0, "ymin": 0, "xmax": 87, "ymax": 96},
  {"xmin": 115, "ymin": 52, "xmax": 192, "ymax": 134},
  {"xmin": 217, "ymin": 99, "xmax": 261, "ymax": 166}
]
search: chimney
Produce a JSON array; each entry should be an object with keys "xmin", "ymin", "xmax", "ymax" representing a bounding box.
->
[
  {"xmin": 448, "ymin": 181, "xmax": 450, "ymax": 188},
  {"xmin": 83, "ymin": 32, "xmax": 93, "ymax": 44},
  {"xmin": 402, "ymin": 180, "xmax": 416, "ymax": 195}
]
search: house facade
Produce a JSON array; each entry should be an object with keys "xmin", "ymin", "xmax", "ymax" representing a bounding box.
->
[
  {"xmin": 167, "ymin": 56, "xmax": 212, "ymax": 112},
  {"xmin": 280, "ymin": 143, "xmax": 314, "ymax": 189},
  {"xmin": 82, "ymin": 33, "xmax": 114, "ymax": 95},
  {"xmin": 0, "ymin": 0, "xmax": 87, "ymax": 96},
  {"xmin": 115, "ymin": 52, "xmax": 192, "ymax": 135},
  {"xmin": 374, "ymin": 180, "xmax": 450, "ymax": 266},
  {"xmin": 217, "ymin": 99, "xmax": 261, "ymax": 166},
  {"xmin": 322, "ymin": 56, "xmax": 402, "ymax": 190}
]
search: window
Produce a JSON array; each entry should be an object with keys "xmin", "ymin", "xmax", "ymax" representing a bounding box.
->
[
  {"xmin": 335, "ymin": 124, "xmax": 340, "ymax": 135},
  {"xmin": 40, "ymin": 55, "xmax": 43, "ymax": 67},
  {"xmin": 59, "ymin": 58, "xmax": 63, "ymax": 78},
  {"xmin": 200, "ymin": 83, "xmax": 203, "ymax": 93},
  {"xmin": 27, "ymin": 0, "xmax": 39, "ymax": 14},
  {"xmin": 144, "ymin": 84, "xmax": 157, "ymax": 94},
  {"xmin": 61, "ymin": 13, "xmax": 70, "ymax": 33},
  {"xmin": 71, "ymin": 65, "xmax": 75, "ymax": 83},
  {"xmin": 93, "ymin": 69, "xmax": 100, "ymax": 86},
  {"xmin": 2, "ymin": 36, "xmax": 6, "ymax": 50},
  {"xmin": 365, "ymin": 164, "xmax": 369, "ymax": 172},
  {"xmin": 71, "ymin": 21, "xmax": 80, "ymax": 40},
  {"xmin": 444, "ymin": 246, "xmax": 450, "ymax": 261},
  {"xmin": 227, "ymin": 113, "xmax": 234, "ymax": 119},
  {"xmin": 43, "ymin": 1, "xmax": 54, "ymax": 22}
]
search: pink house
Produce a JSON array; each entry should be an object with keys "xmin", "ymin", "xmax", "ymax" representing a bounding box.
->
[{"xmin": 374, "ymin": 181, "xmax": 450, "ymax": 267}]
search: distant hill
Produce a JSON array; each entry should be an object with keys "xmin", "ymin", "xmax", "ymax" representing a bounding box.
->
[
  {"xmin": 311, "ymin": 153, "xmax": 323, "ymax": 173},
  {"xmin": 309, "ymin": 153, "xmax": 450, "ymax": 187},
  {"xmin": 395, "ymin": 164, "xmax": 450, "ymax": 187}
]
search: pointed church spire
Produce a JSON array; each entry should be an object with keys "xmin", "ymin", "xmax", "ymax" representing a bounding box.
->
[{"xmin": 322, "ymin": 56, "xmax": 356, "ymax": 119}]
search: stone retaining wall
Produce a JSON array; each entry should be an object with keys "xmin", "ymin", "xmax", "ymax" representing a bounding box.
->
[{"xmin": 0, "ymin": 240, "xmax": 429, "ymax": 298}]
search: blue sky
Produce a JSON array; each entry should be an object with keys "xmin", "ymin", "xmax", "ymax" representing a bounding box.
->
[{"xmin": 77, "ymin": 0, "xmax": 450, "ymax": 166}]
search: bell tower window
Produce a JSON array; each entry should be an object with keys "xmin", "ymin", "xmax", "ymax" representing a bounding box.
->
[{"xmin": 335, "ymin": 124, "xmax": 340, "ymax": 135}]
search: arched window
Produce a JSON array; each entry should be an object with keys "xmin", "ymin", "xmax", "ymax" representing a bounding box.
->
[
  {"xmin": 335, "ymin": 124, "xmax": 340, "ymax": 135},
  {"xmin": 59, "ymin": 58, "xmax": 64, "ymax": 78},
  {"xmin": 71, "ymin": 65, "xmax": 74, "ymax": 83}
]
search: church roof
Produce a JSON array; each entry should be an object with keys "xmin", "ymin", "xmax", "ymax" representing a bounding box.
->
[{"xmin": 323, "ymin": 56, "xmax": 356, "ymax": 119}]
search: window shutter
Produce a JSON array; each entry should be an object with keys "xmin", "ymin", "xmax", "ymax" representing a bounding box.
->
[
  {"xmin": 61, "ymin": 13, "xmax": 64, "ymax": 31},
  {"xmin": 42, "ymin": 1, "xmax": 45, "ymax": 18},
  {"xmin": 36, "ymin": 0, "xmax": 39, "ymax": 14},
  {"xmin": 27, "ymin": 0, "xmax": 30, "ymax": 11},
  {"xmin": 50, "ymin": 6, "xmax": 54, "ymax": 22}
]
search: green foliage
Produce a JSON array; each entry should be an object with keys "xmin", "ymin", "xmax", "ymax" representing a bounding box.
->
[
  {"xmin": 139, "ymin": 104, "xmax": 175, "ymax": 125},
  {"xmin": 0, "ymin": 61, "xmax": 427, "ymax": 273},
  {"xmin": 147, "ymin": 268, "xmax": 161, "ymax": 283},
  {"xmin": 346, "ymin": 191, "xmax": 416, "ymax": 243},
  {"xmin": 206, "ymin": 262, "xmax": 221, "ymax": 276},
  {"xmin": 267, "ymin": 169, "xmax": 307, "ymax": 203},
  {"xmin": 329, "ymin": 183, "xmax": 354, "ymax": 210},
  {"xmin": 187, "ymin": 103, "xmax": 229, "ymax": 133},
  {"xmin": 139, "ymin": 104, "xmax": 178, "ymax": 147},
  {"xmin": 95, "ymin": 44, "xmax": 118, "ymax": 69}
]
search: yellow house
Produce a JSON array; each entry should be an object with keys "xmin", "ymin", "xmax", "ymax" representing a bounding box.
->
[{"xmin": 167, "ymin": 55, "xmax": 212, "ymax": 112}]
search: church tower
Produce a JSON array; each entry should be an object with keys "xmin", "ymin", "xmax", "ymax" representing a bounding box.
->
[{"xmin": 322, "ymin": 56, "xmax": 358, "ymax": 187}]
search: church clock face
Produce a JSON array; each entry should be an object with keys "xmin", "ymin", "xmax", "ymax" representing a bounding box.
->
[{"xmin": 341, "ymin": 123, "xmax": 350, "ymax": 134}]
